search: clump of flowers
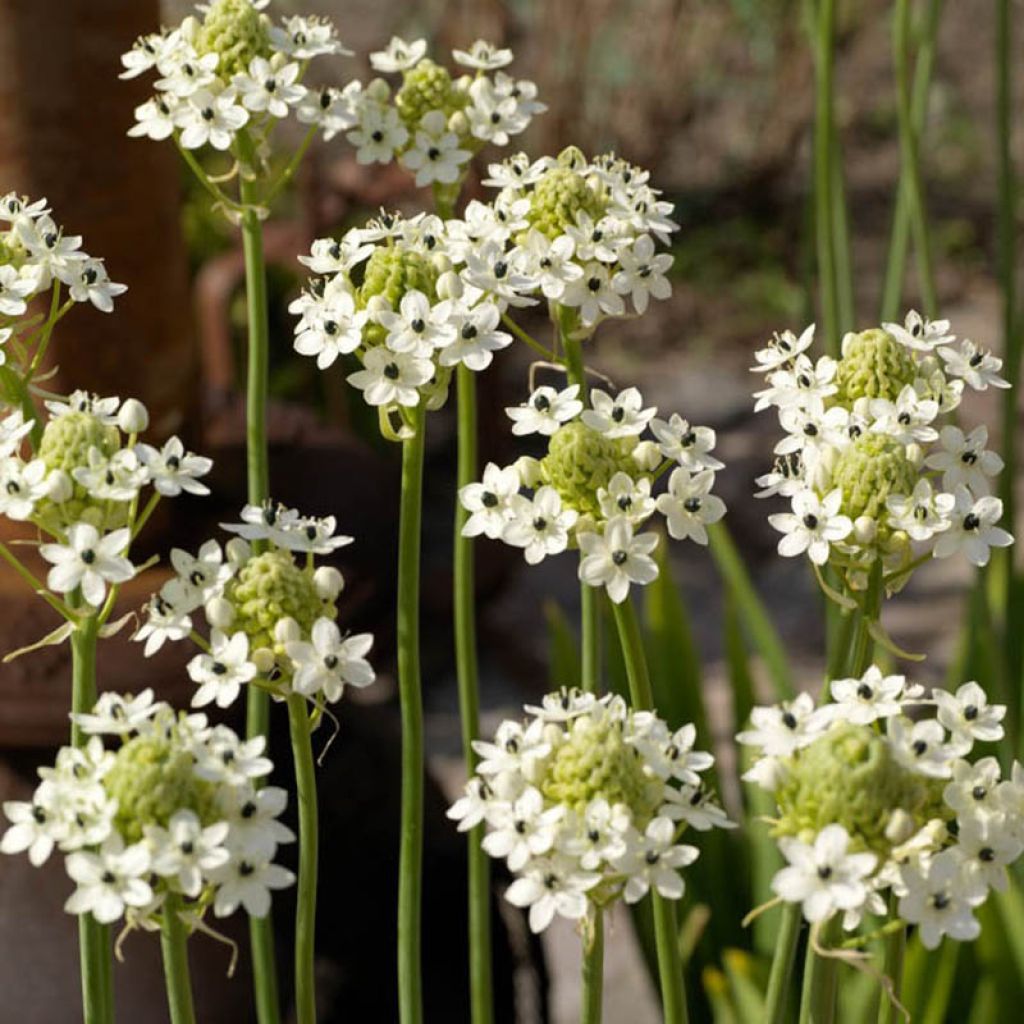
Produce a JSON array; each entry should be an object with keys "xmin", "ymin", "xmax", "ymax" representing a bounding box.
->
[
  {"xmin": 448, "ymin": 689, "xmax": 732, "ymax": 933},
  {"xmin": 739, "ymin": 667, "xmax": 1023, "ymax": 949},
  {"xmin": 1, "ymin": 692, "xmax": 295, "ymax": 927},
  {"xmin": 753, "ymin": 313, "xmax": 1014, "ymax": 600},
  {"xmin": 122, "ymin": 0, "xmax": 355, "ymax": 157},
  {"xmin": 459, "ymin": 382, "xmax": 725, "ymax": 602},
  {"xmin": 134, "ymin": 500, "xmax": 374, "ymax": 713}
]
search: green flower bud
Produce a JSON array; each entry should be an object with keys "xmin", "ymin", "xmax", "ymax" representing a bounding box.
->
[
  {"xmin": 773, "ymin": 722, "xmax": 943, "ymax": 858},
  {"xmin": 104, "ymin": 733, "xmax": 217, "ymax": 844},
  {"xmin": 196, "ymin": 0, "xmax": 272, "ymax": 78},
  {"xmin": 359, "ymin": 246, "xmax": 438, "ymax": 347},
  {"xmin": 524, "ymin": 165, "xmax": 606, "ymax": 241},
  {"xmin": 831, "ymin": 433, "xmax": 917, "ymax": 523},
  {"xmin": 540, "ymin": 421, "xmax": 639, "ymax": 518},
  {"xmin": 395, "ymin": 59, "xmax": 464, "ymax": 128},
  {"xmin": 542, "ymin": 713, "xmax": 662, "ymax": 824},
  {"xmin": 834, "ymin": 328, "xmax": 918, "ymax": 404}
]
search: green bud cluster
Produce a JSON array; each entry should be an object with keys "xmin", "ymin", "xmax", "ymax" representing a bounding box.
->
[
  {"xmin": 831, "ymin": 433, "xmax": 917, "ymax": 524},
  {"xmin": 542, "ymin": 714, "xmax": 662, "ymax": 825},
  {"xmin": 834, "ymin": 328, "xmax": 918, "ymax": 404},
  {"xmin": 524, "ymin": 163, "xmax": 606, "ymax": 241},
  {"xmin": 773, "ymin": 723, "xmax": 944, "ymax": 859},
  {"xmin": 540, "ymin": 421, "xmax": 640, "ymax": 519},
  {"xmin": 225, "ymin": 549, "xmax": 335, "ymax": 653},
  {"xmin": 358, "ymin": 246, "xmax": 439, "ymax": 347},
  {"xmin": 196, "ymin": 0, "xmax": 272, "ymax": 78},
  {"xmin": 395, "ymin": 60, "xmax": 465, "ymax": 128},
  {"xmin": 104, "ymin": 733, "xmax": 217, "ymax": 844}
]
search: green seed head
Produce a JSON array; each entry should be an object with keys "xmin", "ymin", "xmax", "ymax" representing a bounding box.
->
[
  {"xmin": 834, "ymin": 328, "xmax": 918, "ymax": 404},
  {"xmin": 358, "ymin": 246, "xmax": 438, "ymax": 346},
  {"xmin": 541, "ymin": 713, "xmax": 662, "ymax": 825},
  {"xmin": 525, "ymin": 163, "xmax": 606, "ymax": 241},
  {"xmin": 195, "ymin": 0, "xmax": 272, "ymax": 78},
  {"xmin": 540, "ymin": 420, "xmax": 639, "ymax": 519},
  {"xmin": 395, "ymin": 59, "xmax": 464, "ymax": 128},
  {"xmin": 831, "ymin": 433, "xmax": 917, "ymax": 524},
  {"xmin": 104, "ymin": 733, "xmax": 217, "ymax": 844}
]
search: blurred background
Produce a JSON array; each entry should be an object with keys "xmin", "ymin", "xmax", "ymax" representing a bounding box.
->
[{"xmin": 0, "ymin": 0, "xmax": 1020, "ymax": 1021}]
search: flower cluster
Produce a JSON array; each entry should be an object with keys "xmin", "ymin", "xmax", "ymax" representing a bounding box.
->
[
  {"xmin": 344, "ymin": 36, "xmax": 544, "ymax": 191},
  {"xmin": 448, "ymin": 689, "xmax": 731, "ymax": 933},
  {"xmin": 739, "ymin": 668, "xmax": 1023, "ymax": 948},
  {"xmin": 459, "ymin": 383, "xmax": 725, "ymax": 602},
  {"xmin": 134, "ymin": 500, "xmax": 374, "ymax": 711},
  {"xmin": 123, "ymin": 0, "xmax": 354, "ymax": 152},
  {"xmin": 1, "ymin": 693, "xmax": 294, "ymax": 926},
  {"xmin": 753, "ymin": 313, "xmax": 1014, "ymax": 591}
]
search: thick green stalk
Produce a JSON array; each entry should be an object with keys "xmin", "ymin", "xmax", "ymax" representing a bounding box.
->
[
  {"xmin": 160, "ymin": 895, "xmax": 197, "ymax": 1024},
  {"xmin": 286, "ymin": 694, "xmax": 319, "ymax": 1024},
  {"xmin": 611, "ymin": 598, "xmax": 688, "ymax": 1024},
  {"xmin": 876, "ymin": 896, "xmax": 905, "ymax": 1024},
  {"xmin": 398, "ymin": 405, "xmax": 427, "ymax": 1024},
  {"xmin": 830, "ymin": 120, "xmax": 855, "ymax": 333},
  {"xmin": 798, "ymin": 920, "xmax": 840, "ymax": 1024},
  {"xmin": 893, "ymin": 0, "xmax": 937, "ymax": 318},
  {"xmin": 453, "ymin": 363, "xmax": 494, "ymax": 1024},
  {"xmin": 580, "ymin": 909, "xmax": 605, "ymax": 1024},
  {"xmin": 763, "ymin": 902, "xmax": 802, "ymax": 1024},
  {"xmin": 238, "ymin": 174, "xmax": 281, "ymax": 1024},
  {"xmin": 846, "ymin": 562, "xmax": 883, "ymax": 678}
]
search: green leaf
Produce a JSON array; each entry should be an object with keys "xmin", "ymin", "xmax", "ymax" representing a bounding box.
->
[
  {"xmin": 723, "ymin": 948, "xmax": 767, "ymax": 1023},
  {"xmin": 703, "ymin": 966, "xmax": 739, "ymax": 1024},
  {"xmin": 543, "ymin": 599, "xmax": 581, "ymax": 688}
]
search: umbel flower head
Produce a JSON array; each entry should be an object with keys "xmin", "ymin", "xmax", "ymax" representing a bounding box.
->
[
  {"xmin": 133, "ymin": 500, "xmax": 375, "ymax": 712},
  {"xmin": 448, "ymin": 689, "xmax": 732, "ymax": 933},
  {"xmin": 0, "ymin": 693, "xmax": 295, "ymax": 927},
  {"xmin": 739, "ymin": 668, "xmax": 1024, "ymax": 948},
  {"xmin": 753, "ymin": 314, "xmax": 1014, "ymax": 599},
  {"xmin": 459, "ymin": 382, "xmax": 725, "ymax": 603}
]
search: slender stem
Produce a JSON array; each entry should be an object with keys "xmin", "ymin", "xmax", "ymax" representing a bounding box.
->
[
  {"xmin": 561, "ymin": 332, "xmax": 589, "ymax": 405},
  {"xmin": 265, "ymin": 125, "xmax": 318, "ymax": 206},
  {"xmin": 611, "ymin": 597, "xmax": 688, "ymax": 1023},
  {"xmin": 398, "ymin": 405, "xmax": 427, "ymax": 1024},
  {"xmin": 763, "ymin": 902, "xmax": 802, "ymax": 1024},
  {"xmin": 894, "ymin": 0, "xmax": 937, "ymax": 318},
  {"xmin": 846, "ymin": 562, "xmax": 883, "ymax": 678},
  {"xmin": 500, "ymin": 313, "xmax": 554, "ymax": 360},
  {"xmin": 0, "ymin": 540, "xmax": 75, "ymax": 619},
  {"xmin": 286, "ymin": 693, "xmax": 319, "ymax": 1024},
  {"xmin": 876, "ymin": 896, "xmax": 905, "ymax": 1024},
  {"xmin": 798, "ymin": 920, "xmax": 840, "ymax": 1024},
  {"xmin": 829, "ymin": 119, "xmax": 855, "ymax": 334},
  {"xmin": 453, "ymin": 364, "xmax": 494, "ymax": 1024},
  {"xmin": 580, "ymin": 909, "xmax": 605, "ymax": 1024},
  {"xmin": 160, "ymin": 895, "xmax": 197, "ymax": 1024}
]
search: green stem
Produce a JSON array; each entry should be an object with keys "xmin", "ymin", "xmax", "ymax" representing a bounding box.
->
[
  {"xmin": 500, "ymin": 313, "xmax": 554, "ymax": 360},
  {"xmin": 846, "ymin": 562, "xmax": 883, "ymax": 678},
  {"xmin": 763, "ymin": 902, "xmax": 802, "ymax": 1024},
  {"xmin": 829, "ymin": 119, "xmax": 855, "ymax": 334},
  {"xmin": 453, "ymin": 364, "xmax": 494, "ymax": 1024},
  {"xmin": 580, "ymin": 909, "xmax": 605, "ymax": 1024},
  {"xmin": 286, "ymin": 693, "xmax": 319, "ymax": 1024},
  {"xmin": 876, "ymin": 896, "xmax": 905, "ymax": 1024},
  {"xmin": 561, "ymin": 331, "xmax": 589, "ymax": 405},
  {"xmin": 894, "ymin": 0, "xmax": 937, "ymax": 318},
  {"xmin": 160, "ymin": 895, "xmax": 197, "ymax": 1024},
  {"xmin": 611, "ymin": 597, "xmax": 688, "ymax": 1023},
  {"xmin": 798, "ymin": 920, "xmax": 840, "ymax": 1024},
  {"xmin": 0, "ymin": 364, "xmax": 42, "ymax": 449},
  {"xmin": 398, "ymin": 404, "xmax": 427, "ymax": 1024}
]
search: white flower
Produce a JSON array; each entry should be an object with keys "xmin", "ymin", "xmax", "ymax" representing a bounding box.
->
[
  {"xmin": 72, "ymin": 447, "xmax": 147, "ymax": 502},
  {"xmin": 518, "ymin": 231, "xmax": 583, "ymax": 301},
  {"xmin": 649, "ymin": 414, "xmax": 723, "ymax": 471},
  {"xmin": 64, "ymin": 837, "xmax": 153, "ymax": 924},
  {"xmin": 155, "ymin": 52, "xmax": 220, "ymax": 98},
  {"xmin": 656, "ymin": 468, "xmax": 725, "ymax": 544},
  {"xmin": 561, "ymin": 262, "xmax": 625, "ymax": 326},
  {"xmin": 598, "ymin": 472, "xmax": 656, "ymax": 525},
  {"xmin": 955, "ymin": 813, "xmax": 1022, "ymax": 898},
  {"xmin": 447, "ymin": 778, "xmax": 493, "ymax": 832},
  {"xmin": 482, "ymin": 788, "xmax": 564, "ymax": 871},
  {"xmin": 68, "ymin": 259, "xmax": 127, "ymax": 313},
  {"xmin": 659, "ymin": 785, "xmax": 734, "ymax": 832},
  {"xmin": 577, "ymin": 517, "xmax": 659, "ymax": 604},
  {"xmin": 621, "ymin": 817, "xmax": 699, "ymax": 903},
  {"xmin": 270, "ymin": 16, "xmax": 351, "ymax": 60},
  {"xmin": 294, "ymin": 288, "xmax": 367, "ymax": 368},
  {"xmin": 472, "ymin": 718, "xmax": 551, "ymax": 777},
  {"xmin": 0, "ymin": 457, "xmax": 51, "ymax": 520},
  {"xmin": 768, "ymin": 488, "xmax": 853, "ymax": 566},
  {"xmin": 505, "ymin": 385, "xmax": 583, "ymax": 436},
  {"xmin": 347, "ymin": 347, "xmax": 434, "ymax": 407},
  {"xmin": 438, "ymin": 303, "xmax": 511, "ymax": 371},
  {"xmin": 234, "ymin": 57, "xmax": 305, "ymax": 117},
  {"xmin": 898, "ymin": 850, "xmax": 981, "ymax": 949},
  {"xmin": 934, "ymin": 682, "xmax": 1006, "ymax": 749},
  {"xmin": 503, "ymin": 487, "xmax": 577, "ymax": 565},
  {"xmin": 868, "ymin": 384, "xmax": 938, "ymax": 444},
  {"xmin": 931, "ymin": 487, "xmax": 1013, "ymax": 567},
  {"xmin": 128, "ymin": 96, "xmax": 179, "ymax": 141},
  {"xmin": 460, "ymin": 462, "xmax": 521, "ymax": 539},
  {"xmin": 376, "ymin": 290, "xmax": 455, "ymax": 355},
  {"xmin": 943, "ymin": 757, "xmax": 1003, "ymax": 819},
  {"xmin": 400, "ymin": 110, "xmax": 471, "ymax": 187},
  {"xmin": 772, "ymin": 825, "xmax": 876, "ymax": 923},
  {"xmin": 750, "ymin": 325, "xmax": 815, "ymax": 373},
  {"xmin": 285, "ymin": 619, "xmax": 374, "ymax": 702},
  {"xmin": 581, "ymin": 387, "xmax": 656, "ymax": 438},
  {"xmin": 275, "ymin": 514, "xmax": 353, "ymax": 556},
  {"xmin": 220, "ymin": 786, "xmax": 295, "ymax": 860},
  {"xmin": 134, "ymin": 436, "xmax": 213, "ymax": 497},
  {"xmin": 938, "ymin": 340, "xmax": 1010, "ymax": 391},
  {"xmin": 563, "ymin": 799, "xmax": 631, "ymax": 870},
  {"xmin": 885, "ymin": 480, "xmax": 955, "ymax": 542},
  {"xmin": 883, "ymin": 310, "xmax": 954, "ymax": 352},
  {"xmin": 134, "ymin": 583, "xmax": 193, "ymax": 656},
  {"xmin": 72, "ymin": 689, "xmax": 158, "ymax": 736},
  {"xmin": 611, "ymin": 235, "xmax": 672, "ymax": 314},
  {"xmin": 298, "ymin": 235, "xmax": 373, "ymax": 276},
  {"xmin": 753, "ymin": 355, "xmax": 838, "ymax": 412},
  {"xmin": 220, "ymin": 501, "xmax": 300, "ymax": 545},
  {"xmin": 466, "ymin": 78, "xmax": 526, "ymax": 146},
  {"xmin": 925, "ymin": 425, "xmax": 1004, "ymax": 495},
  {"xmin": 149, "ymin": 810, "xmax": 230, "ymax": 898},
  {"xmin": 453, "ymin": 40, "xmax": 514, "ymax": 70},
  {"xmin": 461, "ymin": 240, "xmax": 537, "ymax": 306},
  {"xmin": 171, "ymin": 540, "xmax": 232, "ymax": 601},
  {"xmin": 827, "ymin": 666, "xmax": 906, "ymax": 725},
  {"xmin": 0, "ymin": 264, "xmax": 35, "ymax": 316},
  {"xmin": 194, "ymin": 730, "xmax": 273, "ymax": 787},
  {"xmin": 210, "ymin": 852, "xmax": 295, "ymax": 918},
  {"xmin": 346, "ymin": 102, "xmax": 408, "ymax": 164},
  {"xmin": 2, "ymin": 797, "xmax": 58, "ymax": 866},
  {"xmin": 369, "ymin": 36, "xmax": 428, "ymax": 73},
  {"xmin": 887, "ymin": 717, "xmax": 953, "ymax": 779},
  {"xmin": 40, "ymin": 524, "xmax": 134, "ymax": 606},
  {"xmin": 175, "ymin": 88, "xmax": 249, "ymax": 151},
  {"xmin": 187, "ymin": 631, "xmax": 258, "ymax": 709},
  {"xmin": 737, "ymin": 693, "xmax": 823, "ymax": 758},
  {"xmin": 503, "ymin": 855, "xmax": 601, "ymax": 933}
]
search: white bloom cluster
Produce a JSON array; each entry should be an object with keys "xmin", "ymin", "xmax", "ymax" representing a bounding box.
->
[
  {"xmin": 448, "ymin": 689, "xmax": 731, "ymax": 933},
  {"xmin": 753, "ymin": 314, "xmax": 1013, "ymax": 586},
  {"xmin": 739, "ymin": 668, "xmax": 1023, "ymax": 949},
  {"xmin": 1, "ymin": 694, "xmax": 294, "ymax": 925},
  {"xmin": 459, "ymin": 383, "xmax": 725, "ymax": 603},
  {"xmin": 123, "ymin": 0, "xmax": 354, "ymax": 151},
  {"xmin": 344, "ymin": 36, "xmax": 544, "ymax": 184},
  {"xmin": 134, "ymin": 500, "xmax": 374, "ymax": 711}
]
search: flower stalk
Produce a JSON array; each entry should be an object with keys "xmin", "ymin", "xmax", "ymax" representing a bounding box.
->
[
  {"xmin": 798, "ymin": 920, "xmax": 840, "ymax": 1024},
  {"xmin": 160, "ymin": 895, "xmax": 197, "ymax": 1024},
  {"xmin": 763, "ymin": 902, "xmax": 802, "ymax": 1024},
  {"xmin": 580, "ymin": 909, "xmax": 605, "ymax": 1024}
]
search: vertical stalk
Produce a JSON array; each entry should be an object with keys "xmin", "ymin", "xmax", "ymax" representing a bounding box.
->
[
  {"xmin": 160, "ymin": 895, "xmax": 197, "ymax": 1024},
  {"xmin": 71, "ymin": 612, "xmax": 113, "ymax": 1024},
  {"xmin": 894, "ymin": 0, "xmax": 938, "ymax": 318},
  {"xmin": 830, "ymin": 119, "xmax": 855, "ymax": 333},
  {"xmin": 611, "ymin": 597, "xmax": 688, "ymax": 1024},
  {"xmin": 763, "ymin": 902, "xmax": 802, "ymax": 1024},
  {"xmin": 877, "ymin": 896, "xmax": 905, "ymax": 1024},
  {"xmin": 286, "ymin": 694, "xmax": 319, "ymax": 1024},
  {"xmin": 453, "ymin": 363, "xmax": 494, "ymax": 1024},
  {"xmin": 846, "ymin": 562, "xmax": 883, "ymax": 678},
  {"xmin": 798, "ymin": 920, "xmax": 839, "ymax": 1024},
  {"xmin": 398, "ymin": 405, "xmax": 427, "ymax": 1024},
  {"xmin": 580, "ymin": 909, "xmax": 605, "ymax": 1024},
  {"xmin": 238, "ymin": 174, "xmax": 281, "ymax": 1024}
]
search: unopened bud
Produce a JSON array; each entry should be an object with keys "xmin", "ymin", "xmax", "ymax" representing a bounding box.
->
[
  {"xmin": 205, "ymin": 596, "xmax": 236, "ymax": 630},
  {"xmin": 117, "ymin": 399, "xmax": 149, "ymax": 435},
  {"xmin": 313, "ymin": 565, "xmax": 344, "ymax": 601}
]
